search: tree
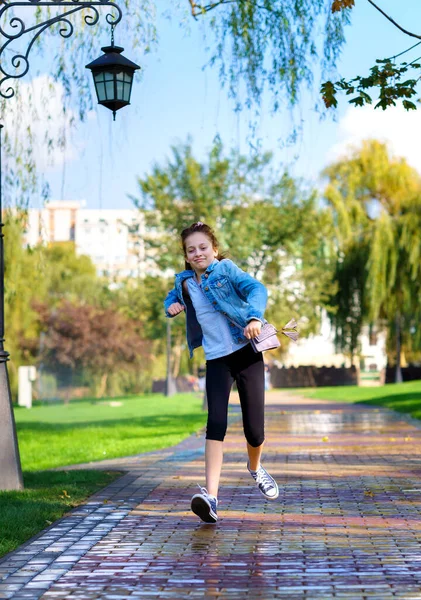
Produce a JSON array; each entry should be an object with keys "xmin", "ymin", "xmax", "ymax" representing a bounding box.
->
[
  {"xmin": 41, "ymin": 241, "xmax": 102, "ymax": 304},
  {"xmin": 4, "ymin": 216, "xmax": 105, "ymax": 398},
  {"xmin": 324, "ymin": 140, "xmax": 421, "ymax": 379},
  {"xmin": 133, "ymin": 138, "xmax": 336, "ymax": 355},
  {"xmin": 323, "ymin": 2, "xmax": 421, "ymax": 110},
  {"xmin": 4, "ymin": 212, "xmax": 43, "ymax": 396},
  {"xmin": 3, "ymin": 2, "xmax": 419, "ymax": 217},
  {"xmin": 36, "ymin": 301, "xmax": 150, "ymax": 397}
]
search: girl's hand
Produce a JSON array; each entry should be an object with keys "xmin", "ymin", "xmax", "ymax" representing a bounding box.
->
[
  {"xmin": 168, "ymin": 303, "xmax": 185, "ymax": 316},
  {"xmin": 244, "ymin": 319, "xmax": 262, "ymax": 339}
]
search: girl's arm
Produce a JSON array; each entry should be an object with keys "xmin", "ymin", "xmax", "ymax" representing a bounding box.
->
[
  {"xmin": 224, "ymin": 260, "xmax": 268, "ymax": 323},
  {"xmin": 164, "ymin": 287, "xmax": 182, "ymax": 318}
]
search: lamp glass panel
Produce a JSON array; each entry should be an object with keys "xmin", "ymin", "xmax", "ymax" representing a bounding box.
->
[
  {"xmin": 96, "ymin": 82, "xmax": 106, "ymax": 102},
  {"xmin": 116, "ymin": 72, "xmax": 125, "ymax": 100},
  {"xmin": 123, "ymin": 82, "xmax": 131, "ymax": 102},
  {"xmin": 105, "ymin": 79, "xmax": 115, "ymax": 100}
]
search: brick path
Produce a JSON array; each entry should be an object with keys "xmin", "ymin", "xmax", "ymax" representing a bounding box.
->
[{"xmin": 1, "ymin": 391, "xmax": 421, "ymax": 599}]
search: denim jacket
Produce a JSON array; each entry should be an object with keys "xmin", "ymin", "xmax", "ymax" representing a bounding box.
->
[{"xmin": 164, "ymin": 259, "xmax": 268, "ymax": 358}]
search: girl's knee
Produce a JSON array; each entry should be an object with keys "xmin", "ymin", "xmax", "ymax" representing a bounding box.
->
[
  {"xmin": 246, "ymin": 435, "xmax": 265, "ymax": 448},
  {"xmin": 206, "ymin": 416, "xmax": 227, "ymax": 442}
]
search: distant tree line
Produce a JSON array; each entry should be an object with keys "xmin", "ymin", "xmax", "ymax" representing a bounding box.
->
[{"xmin": 5, "ymin": 137, "xmax": 421, "ymax": 400}]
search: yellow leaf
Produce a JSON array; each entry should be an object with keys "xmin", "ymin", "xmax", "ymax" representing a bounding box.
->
[
  {"xmin": 322, "ymin": 436, "xmax": 329, "ymax": 442},
  {"xmin": 364, "ymin": 490, "xmax": 374, "ymax": 497}
]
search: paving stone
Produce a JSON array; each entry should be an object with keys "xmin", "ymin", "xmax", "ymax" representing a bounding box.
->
[{"xmin": 1, "ymin": 393, "xmax": 421, "ymax": 599}]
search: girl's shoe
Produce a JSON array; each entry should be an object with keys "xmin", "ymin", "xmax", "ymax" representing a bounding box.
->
[
  {"xmin": 191, "ymin": 485, "xmax": 218, "ymax": 523},
  {"xmin": 248, "ymin": 463, "xmax": 279, "ymax": 500}
]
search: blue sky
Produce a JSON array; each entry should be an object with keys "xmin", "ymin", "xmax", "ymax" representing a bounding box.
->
[{"xmin": 22, "ymin": 1, "xmax": 421, "ymax": 209}]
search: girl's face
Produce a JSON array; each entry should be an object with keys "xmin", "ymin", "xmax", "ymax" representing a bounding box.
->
[{"xmin": 184, "ymin": 232, "xmax": 218, "ymax": 273}]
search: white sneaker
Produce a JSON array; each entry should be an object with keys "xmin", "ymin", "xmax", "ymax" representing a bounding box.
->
[
  {"xmin": 191, "ymin": 485, "xmax": 218, "ymax": 523},
  {"xmin": 248, "ymin": 463, "xmax": 279, "ymax": 500}
]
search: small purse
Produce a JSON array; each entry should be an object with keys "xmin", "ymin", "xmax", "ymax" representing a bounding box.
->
[
  {"xmin": 250, "ymin": 322, "xmax": 280, "ymax": 353},
  {"xmin": 250, "ymin": 318, "xmax": 299, "ymax": 353}
]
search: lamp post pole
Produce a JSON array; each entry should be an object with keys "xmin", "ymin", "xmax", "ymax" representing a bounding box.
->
[
  {"xmin": 0, "ymin": 123, "xmax": 23, "ymax": 490},
  {"xmin": 0, "ymin": 0, "xmax": 126, "ymax": 491}
]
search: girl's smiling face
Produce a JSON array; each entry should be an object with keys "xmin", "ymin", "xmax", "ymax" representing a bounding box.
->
[{"xmin": 184, "ymin": 232, "xmax": 218, "ymax": 274}]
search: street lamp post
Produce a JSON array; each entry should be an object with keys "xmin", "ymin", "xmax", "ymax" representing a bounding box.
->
[{"xmin": 0, "ymin": 0, "xmax": 139, "ymax": 490}]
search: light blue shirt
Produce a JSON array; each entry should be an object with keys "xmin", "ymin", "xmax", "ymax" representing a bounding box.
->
[{"xmin": 186, "ymin": 277, "xmax": 248, "ymax": 360}]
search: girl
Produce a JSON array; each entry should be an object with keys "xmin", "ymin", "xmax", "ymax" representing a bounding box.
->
[{"xmin": 164, "ymin": 222, "xmax": 278, "ymax": 524}]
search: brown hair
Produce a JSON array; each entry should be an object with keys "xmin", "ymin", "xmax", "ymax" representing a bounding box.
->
[{"xmin": 181, "ymin": 222, "xmax": 226, "ymax": 270}]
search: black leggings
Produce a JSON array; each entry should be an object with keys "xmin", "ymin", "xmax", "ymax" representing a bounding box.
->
[{"xmin": 205, "ymin": 343, "xmax": 265, "ymax": 447}]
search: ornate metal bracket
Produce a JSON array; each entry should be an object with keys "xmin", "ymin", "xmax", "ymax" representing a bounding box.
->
[{"xmin": 0, "ymin": 1, "xmax": 122, "ymax": 99}]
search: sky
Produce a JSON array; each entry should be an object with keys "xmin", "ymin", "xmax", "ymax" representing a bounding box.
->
[{"xmin": 4, "ymin": 1, "xmax": 421, "ymax": 210}]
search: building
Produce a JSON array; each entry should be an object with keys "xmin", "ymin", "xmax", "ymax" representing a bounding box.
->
[
  {"xmin": 25, "ymin": 200, "xmax": 145, "ymax": 278},
  {"xmin": 282, "ymin": 312, "xmax": 387, "ymax": 372}
]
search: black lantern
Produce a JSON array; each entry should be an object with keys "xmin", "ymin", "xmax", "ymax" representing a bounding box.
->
[{"xmin": 86, "ymin": 44, "xmax": 140, "ymax": 120}]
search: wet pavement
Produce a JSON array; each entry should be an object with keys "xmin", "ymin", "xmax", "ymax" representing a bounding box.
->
[{"xmin": 1, "ymin": 391, "xmax": 421, "ymax": 599}]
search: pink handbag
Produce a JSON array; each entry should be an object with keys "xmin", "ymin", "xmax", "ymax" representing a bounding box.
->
[{"xmin": 250, "ymin": 319, "xmax": 298, "ymax": 353}]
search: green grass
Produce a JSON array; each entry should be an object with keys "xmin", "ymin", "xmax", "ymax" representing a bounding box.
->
[
  {"xmin": 0, "ymin": 470, "xmax": 120, "ymax": 558},
  {"xmin": 292, "ymin": 380, "xmax": 421, "ymax": 419},
  {"xmin": 2, "ymin": 392, "xmax": 206, "ymax": 559},
  {"xmin": 15, "ymin": 392, "xmax": 206, "ymax": 471}
]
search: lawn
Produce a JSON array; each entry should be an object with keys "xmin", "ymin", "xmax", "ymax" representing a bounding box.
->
[
  {"xmin": 0, "ymin": 470, "xmax": 119, "ymax": 558},
  {"xmin": 1, "ymin": 392, "xmax": 205, "ymax": 559},
  {"xmin": 292, "ymin": 380, "xmax": 421, "ymax": 420},
  {"xmin": 14, "ymin": 392, "xmax": 206, "ymax": 471}
]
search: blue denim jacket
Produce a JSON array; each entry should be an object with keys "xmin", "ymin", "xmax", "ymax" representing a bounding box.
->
[{"xmin": 164, "ymin": 259, "xmax": 268, "ymax": 358}]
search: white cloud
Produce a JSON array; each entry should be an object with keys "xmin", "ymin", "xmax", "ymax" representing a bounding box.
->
[
  {"xmin": 3, "ymin": 75, "xmax": 84, "ymax": 170},
  {"xmin": 329, "ymin": 104, "xmax": 421, "ymax": 172}
]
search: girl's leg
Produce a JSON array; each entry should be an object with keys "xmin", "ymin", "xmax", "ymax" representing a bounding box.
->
[
  {"xmin": 205, "ymin": 439, "xmax": 224, "ymax": 497},
  {"xmin": 204, "ymin": 356, "xmax": 234, "ymax": 498},
  {"xmin": 247, "ymin": 441, "xmax": 264, "ymax": 471},
  {"xmin": 234, "ymin": 345, "xmax": 278, "ymax": 499},
  {"xmin": 234, "ymin": 345, "xmax": 265, "ymax": 450}
]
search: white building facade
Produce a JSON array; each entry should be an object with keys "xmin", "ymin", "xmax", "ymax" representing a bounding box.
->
[
  {"xmin": 24, "ymin": 200, "xmax": 145, "ymax": 278},
  {"xmin": 282, "ymin": 312, "xmax": 387, "ymax": 372}
]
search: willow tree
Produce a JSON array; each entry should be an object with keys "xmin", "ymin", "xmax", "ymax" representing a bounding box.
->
[
  {"xmin": 4, "ymin": 2, "xmax": 421, "ymax": 209},
  {"xmin": 324, "ymin": 140, "xmax": 421, "ymax": 380}
]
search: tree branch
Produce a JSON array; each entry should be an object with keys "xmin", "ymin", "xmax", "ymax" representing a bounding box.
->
[
  {"xmin": 188, "ymin": 0, "xmax": 236, "ymax": 17},
  {"xmin": 188, "ymin": 0, "xmax": 276, "ymax": 17},
  {"xmin": 367, "ymin": 0, "xmax": 421, "ymax": 41}
]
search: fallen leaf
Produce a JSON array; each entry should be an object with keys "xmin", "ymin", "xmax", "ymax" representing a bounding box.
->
[{"xmin": 322, "ymin": 436, "xmax": 329, "ymax": 442}]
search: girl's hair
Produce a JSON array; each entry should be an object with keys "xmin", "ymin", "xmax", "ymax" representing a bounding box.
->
[{"xmin": 181, "ymin": 221, "xmax": 226, "ymax": 269}]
